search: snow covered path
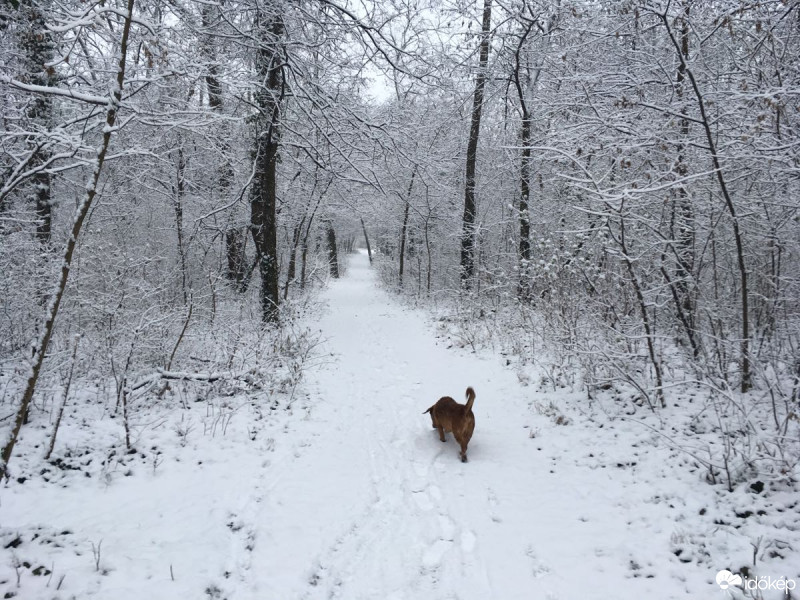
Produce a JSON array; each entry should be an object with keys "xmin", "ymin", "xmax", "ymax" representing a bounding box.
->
[
  {"xmin": 233, "ymin": 250, "xmax": 699, "ymax": 600},
  {"xmin": 4, "ymin": 249, "xmax": 730, "ymax": 599}
]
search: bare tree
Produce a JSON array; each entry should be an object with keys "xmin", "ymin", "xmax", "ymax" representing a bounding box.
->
[
  {"xmin": 460, "ymin": 0, "xmax": 493, "ymax": 288},
  {"xmin": 1, "ymin": 0, "xmax": 137, "ymax": 479},
  {"xmin": 250, "ymin": 3, "xmax": 285, "ymax": 322}
]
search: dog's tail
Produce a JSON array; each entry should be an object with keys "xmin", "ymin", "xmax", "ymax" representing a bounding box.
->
[
  {"xmin": 423, "ymin": 407, "xmax": 432, "ymax": 414},
  {"xmin": 465, "ymin": 387, "xmax": 476, "ymax": 412}
]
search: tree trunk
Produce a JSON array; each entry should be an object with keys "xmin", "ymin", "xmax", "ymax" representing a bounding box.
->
[
  {"xmin": 360, "ymin": 218, "xmax": 372, "ymax": 264},
  {"xmin": 518, "ymin": 111, "xmax": 532, "ymax": 301},
  {"xmin": 173, "ymin": 144, "xmax": 188, "ymax": 303},
  {"xmin": 300, "ymin": 237, "xmax": 310, "ymax": 290},
  {"xmin": 202, "ymin": 4, "xmax": 245, "ymax": 290},
  {"xmin": 298, "ymin": 186, "xmax": 326, "ymax": 290},
  {"xmin": 511, "ymin": 22, "xmax": 533, "ymax": 302},
  {"xmin": 617, "ymin": 212, "xmax": 665, "ymax": 409},
  {"xmin": 460, "ymin": 0, "xmax": 492, "ymax": 288},
  {"xmin": 250, "ymin": 7, "xmax": 284, "ymax": 322},
  {"xmin": 514, "ymin": 22, "xmax": 534, "ymax": 302},
  {"xmin": 20, "ymin": 0, "xmax": 57, "ymax": 245},
  {"xmin": 510, "ymin": 10, "xmax": 558, "ymax": 301},
  {"xmin": 399, "ymin": 169, "xmax": 416, "ymax": 287},
  {"xmin": 424, "ymin": 215, "xmax": 432, "ymax": 294},
  {"xmin": 671, "ymin": 1, "xmax": 697, "ymax": 355},
  {"xmin": 1, "ymin": 0, "xmax": 136, "ymax": 480},
  {"xmin": 284, "ymin": 217, "xmax": 304, "ymax": 299},
  {"xmin": 225, "ymin": 227, "xmax": 248, "ymax": 287},
  {"xmin": 399, "ymin": 200, "xmax": 410, "ymax": 286},
  {"xmin": 326, "ymin": 221, "xmax": 339, "ymax": 278},
  {"xmin": 45, "ymin": 335, "xmax": 79, "ymax": 460}
]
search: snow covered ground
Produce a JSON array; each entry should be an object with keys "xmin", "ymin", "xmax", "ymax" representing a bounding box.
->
[{"xmin": 2, "ymin": 249, "xmax": 798, "ymax": 599}]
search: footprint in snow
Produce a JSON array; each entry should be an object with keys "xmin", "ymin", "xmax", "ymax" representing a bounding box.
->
[
  {"xmin": 412, "ymin": 460, "xmax": 429, "ymax": 478},
  {"xmin": 244, "ymin": 529, "xmax": 256, "ymax": 552},
  {"xmin": 429, "ymin": 485, "xmax": 442, "ymax": 502},
  {"xmin": 412, "ymin": 489, "xmax": 434, "ymax": 512},
  {"xmin": 487, "ymin": 488, "xmax": 502, "ymax": 523},
  {"xmin": 438, "ymin": 514, "xmax": 456, "ymax": 540},
  {"xmin": 460, "ymin": 529, "xmax": 477, "ymax": 553},
  {"xmin": 526, "ymin": 545, "xmax": 551, "ymax": 578},
  {"xmin": 422, "ymin": 539, "xmax": 453, "ymax": 569}
]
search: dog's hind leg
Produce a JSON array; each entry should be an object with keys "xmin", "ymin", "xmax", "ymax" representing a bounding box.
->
[
  {"xmin": 437, "ymin": 426, "xmax": 446, "ymax": 442},
  {"xmin": 458, "ymin": 438, "xmax": 468, "ymax": 462}
]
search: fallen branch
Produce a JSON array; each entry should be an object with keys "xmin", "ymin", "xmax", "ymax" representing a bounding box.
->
[{"xmin": 129, "ymin": 368, "xmax": 257, "ymax": 392}]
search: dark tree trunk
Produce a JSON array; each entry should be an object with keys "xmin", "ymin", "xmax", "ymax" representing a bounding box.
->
[
  {"xmin": 399, "ymin": 201, "xmax": 410, "ymax": 286},
  {"xmin": 203, "ymin": 4, "xmax": 245, "ymax": 290},
  {"xmin": 300, "ymin": 238, "xmax": 309, "ymax": 289},
  {"xmin": 671, "ymin": 1, "xmax": 697, "ymax": 354},
  {"xmin": 517, "ymin": 117, "xmax": 532, "ymax": 301},
  {"xmin": 326, "ymin": 222, "xmax": 339, "ymax": 278},
  {"xmin": 399, "ymin": 169, "xmax": 416, "ymax": 287},
  {"xmin": 225, "ymin": 227, "xmax": 248, "ymax": 287},
  {"xmin": 424, "ymin": 215, "xmax": 432, "ymax": 294},
  {"xmin": 517, "ymin": 116, "xmax": 531, "ymax": 302},
  {"xmin": 510, "ymin": 10, "xmax": 557, "ymax": 302},
  {"xmin": 20, "ymin": 0, "xmax": 57, "ymax": 245},
  {"xmin": 460, "ymin": 0, "xmax": 492, "ymax": 288},
  {"xmin": 284, "ymin": 218, "xmax": 304, "ymax": 299},
  {"xmin": 511, "ymin": 19, "xmax": 534, "ymax": 302},
  {"xmin": 250, "ymin": 7, "xmax": 284, "ymax": 322},
  {"xmin": 360, "ymin": 217, "xmax": 372, "ymax": 264}
]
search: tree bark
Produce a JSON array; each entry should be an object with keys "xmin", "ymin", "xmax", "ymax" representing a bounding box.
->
[
  {"xmin": 511, "ymin": 19, "xmax": 535, "ymax": 302},
  {"xmin": 510, "ymin": 9, "xmax": 558, "ymax": 301},
  {"xmin": 284, "ymin": 217, "xmax": 304, "ymax": 299},
  {"xmin": 399, "ymin": 168, "xmax": 416, "ymax": 286},
  {"xmin": 360, "ymin": 217, "xmax": 373, "ymax": 264},
  {"xmin": 326, "ymin": 221, "xmax": 339, "ymax": 278},
  {"xmin": 671, "ymin": 1, "xmax": 697, "ymax": 355},
  {"xmin": 45, "ymin": 335, "xmax": 79, "ymax": 460},
  {"xmin": 225, "ymin": 227, "xmax": 248, "ymax": 288},
  {"xmin": 20, "ymin": 0, "xmax": 57, "ymax": 245},
  {"xmin": 202, "ymin": 4, "xmax": 245, "ymax": 289},
  {"xmin": 460, "ymin": 0, "xmax": 492, "ymax": 288},
  {"xmin": 250, "ymin": 6, "xmax": 284, "ymax": 322}
]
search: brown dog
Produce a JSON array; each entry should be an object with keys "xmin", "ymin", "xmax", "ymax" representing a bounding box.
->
[{"xmin": 423, "ymin": 387, "xmax": 476, "ymax": 462}]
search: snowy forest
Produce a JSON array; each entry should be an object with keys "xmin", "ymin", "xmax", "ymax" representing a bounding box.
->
[{"xmin": 1, "ymin": 0, "xmax": 799, "ymax": 598}]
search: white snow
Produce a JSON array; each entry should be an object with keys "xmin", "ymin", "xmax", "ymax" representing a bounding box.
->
[{"xmin": 2, "ymin": 249, "xmax": 798, "ymax": 599}]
